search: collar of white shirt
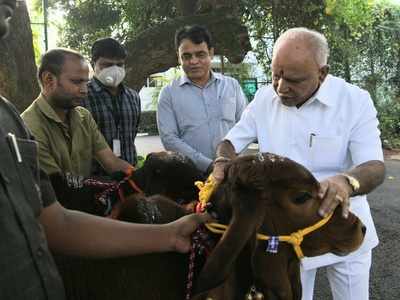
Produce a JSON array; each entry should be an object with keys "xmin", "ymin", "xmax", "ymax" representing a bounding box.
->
[{"xmin": 306, "ymin": 74, "xmax": 338, "ymax": 108}]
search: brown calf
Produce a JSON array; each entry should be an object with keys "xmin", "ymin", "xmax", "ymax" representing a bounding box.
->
[{"xmin": 194, "ymin": 153, "xmax": 365, "ymax": 300}]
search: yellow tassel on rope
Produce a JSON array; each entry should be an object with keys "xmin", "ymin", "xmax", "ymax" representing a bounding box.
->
[
  {"xmin": 195, "ymin": 175, "xmax": 217, "ymax": 206},
  {"xmin": 194, "ymin": 176, "xmax": 232, "ymax": 236}
]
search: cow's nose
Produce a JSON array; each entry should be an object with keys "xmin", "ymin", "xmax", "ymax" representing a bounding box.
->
[{"xmin": 361, "ymin": 225, "xmax": 367, "ymax": 236}]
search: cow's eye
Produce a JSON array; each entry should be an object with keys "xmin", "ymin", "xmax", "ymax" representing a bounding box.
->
[{"xmin": 292, "ymin": 192, "xmax": 312, "ymax": 205}]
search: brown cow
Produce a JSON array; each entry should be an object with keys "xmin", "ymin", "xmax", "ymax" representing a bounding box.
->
[
  {"xmin": 53, "ymin": 152, "xmax": 365, "ymax": 300},
  {"xmin": 194, "ymin": 153, "xmax": 365, "ymax": 300}
]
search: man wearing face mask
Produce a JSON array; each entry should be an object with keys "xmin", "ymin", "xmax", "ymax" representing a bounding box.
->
[{"xmin": 82, "ymin": 38, "xmax": 141, "ymax": 174}]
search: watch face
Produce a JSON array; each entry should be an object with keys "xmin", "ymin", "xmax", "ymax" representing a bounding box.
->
[{"xmin": 351, "ymin": 178, "xmax": 360, "ymax": 191}]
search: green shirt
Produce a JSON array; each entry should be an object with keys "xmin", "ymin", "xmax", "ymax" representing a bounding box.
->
[{"xmin": 21, "ymin": 94, "xmax": 109, "ymax": 177}]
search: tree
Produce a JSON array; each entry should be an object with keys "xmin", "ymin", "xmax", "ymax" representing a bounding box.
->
[
  {"xmin": 322, "ymin": 0, "xmax": 400, "ymax": 100},
  {"xmin": 0, "ymin": 0, "xmax": 39, "ymax": 111},
  {"xmin": 241, "ymin": 0, "xmax": 400, "ymax": 103},
  {"xmin": 52, "ymin": 0, "xmax": 252, "ymax": 90},
  {"xmin": 240, "ymin": 0, "xmax": 326, "ymax": 77},
  {"xmin": 124, "ymin": 13, "xmax": 251, "ymax": 89}
]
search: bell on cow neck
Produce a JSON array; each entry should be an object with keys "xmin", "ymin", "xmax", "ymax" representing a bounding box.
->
[
  {"xmin": 255, "ymin": 292, "xmax": 264, "ymax": 300},
  {"xmin": 245, "ymin": 293, "xmax": 254, "ymax": 300},
  {"xmin": 245, "ymin": 285, "xmax": 264, "ymax": 300}
]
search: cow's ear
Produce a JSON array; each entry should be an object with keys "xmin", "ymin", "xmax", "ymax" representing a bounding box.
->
[{"xmin": 194, "ymin": 191, "xmax": 266, "ymax": 294}]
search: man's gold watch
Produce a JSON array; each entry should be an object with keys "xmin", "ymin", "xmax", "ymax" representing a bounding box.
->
[{"xmin": 341, "ymin": 173, "xmax": 360, "ymax": 193}]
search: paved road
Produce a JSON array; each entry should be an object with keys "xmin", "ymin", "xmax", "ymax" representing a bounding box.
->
[
  {"xmin": 136, "ymin": 134, "xmax": 165, "ymax": 155},
  {"xmin": 136, "ymin": 136, "xmax": 400, "ymax": 299}
]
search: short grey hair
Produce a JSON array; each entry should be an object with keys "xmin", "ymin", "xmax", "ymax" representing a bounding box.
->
[{"xmin": 273, "ymin": 27, "xmax": 329, "ymax": 67}]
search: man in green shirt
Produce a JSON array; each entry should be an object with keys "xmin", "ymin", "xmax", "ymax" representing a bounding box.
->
[{"xmin": 22, "ymin": 48, "xmax": 131, "ymax": 177}]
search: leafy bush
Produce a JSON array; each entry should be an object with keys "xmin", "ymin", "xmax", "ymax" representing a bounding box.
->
[
  {"xmin": 136, "ymin": 155, "xmax": 145, "ymax": 168},
  {"xmin": 377, "ymin": 98, "xmax": 400, "ymax": 149},
  {"xmin": 138, "ymin": 111, "xmax": 158, "ymax": 135}
]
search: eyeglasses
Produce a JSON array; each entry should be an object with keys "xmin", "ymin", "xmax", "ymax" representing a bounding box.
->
[{"xmin": 180, "ymin": 51, "xmax": 209, "ymax": 62}]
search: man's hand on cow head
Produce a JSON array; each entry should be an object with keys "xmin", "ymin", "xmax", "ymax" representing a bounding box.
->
[
  {"xmin": 211, "ymin": 156, "xmax": 231, "ymax": 183},
  {"xmin": 205, "ymin": 161, "xmax": 214, "ymax": 176},
  {"xmin": 167, "ymin": 212, "xmax": 213, "ymax": 253},
  {"xmin": 318, "ymin": 175, "xmax": 353, "ymax": 219}
]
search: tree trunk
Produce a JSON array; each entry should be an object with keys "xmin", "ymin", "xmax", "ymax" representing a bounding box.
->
[
  {"xmin": 0, "ymin": 0, "xmax": 39, "ymax": 112},
  {"xmin": 124, "ymin": 11, "xmax": 251, "ymax": 90}
]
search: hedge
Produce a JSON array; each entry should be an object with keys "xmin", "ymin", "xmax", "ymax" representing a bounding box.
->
[{"xmin": 138, "ymin": 110, "xmax": 159, "ymax": 135}]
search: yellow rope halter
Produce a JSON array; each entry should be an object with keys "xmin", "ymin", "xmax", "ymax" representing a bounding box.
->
[{"xmin": 195, "ymin": 175, "xmax": 333, "ymax": 259}]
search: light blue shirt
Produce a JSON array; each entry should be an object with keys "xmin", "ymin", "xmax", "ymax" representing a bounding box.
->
[{"xmin": 157, "ymin": 72, "xmax": 247, "ymax": 172}]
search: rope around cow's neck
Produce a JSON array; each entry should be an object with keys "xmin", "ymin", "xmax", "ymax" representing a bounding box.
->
[
  {"xmin": 185, "ymin": 226, "xmax": 212, "ymax": 300},
  {"xmin": 123, "ymin": 166, "xmax": 144, "ymax": 194},
  {"xmin": 83, "ymin": 166, "xmax": 144, "ymax": 217},
  {"xmin": 194, "ymin": 175, "xmax": 333, "ymax": 259}
]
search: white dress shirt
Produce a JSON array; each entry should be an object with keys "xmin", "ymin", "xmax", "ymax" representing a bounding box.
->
[{"xmin": 225, "ymin": 74, "xmax": 383, "ymax": 269}]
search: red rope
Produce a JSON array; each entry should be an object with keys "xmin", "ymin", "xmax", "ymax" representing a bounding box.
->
[
  {"xmin": 185, "ymin": 228, "xmax": 202, "ymax": 300},
  {"xmin": 185, "ymin": 226, "xmax": 213, "ymax": 299},
  {"xmin": 127, "ymin": 178, "xmax": 144, "ymax": 194},
  {"xmin": 195, "ymin": 202, "xmax": 205, "ymax": 213},
  {"xmin": 185, "ymin": 233, "xmax": 198, "ymax": 300},
  {"xmin": 124, "ymin": 167, "xmax": 144, "ymax": 194},
  {"xmin": 82, "ymin": 169, "xmax": 143, "ymax": 218},
  {"xmin": 83, "ymin": 178, "xmax": 116, "ymax": 190}
]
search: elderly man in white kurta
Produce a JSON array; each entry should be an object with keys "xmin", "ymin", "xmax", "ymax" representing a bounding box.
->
[{"xmin": 213, "ymin": 27, "xmax": 385, "ymax": 300}]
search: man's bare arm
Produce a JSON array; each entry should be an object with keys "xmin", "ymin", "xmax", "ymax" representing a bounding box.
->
[
  {"xmin": 96, "ymin": 147, "xmax": 132, "ymax": 174},
  {"xmin": 345, "ymin": 160, "xmax": 385, "ymax": 196},
  {"xmin": 40, "ymin": 201, "xmax": 211, "ymax": 257},
  {"xmin": 216, "ymin": 139, "xmax": 237, "ymax": 160},
  {"xmin": 211, "ymin": 139, "xmax": 238, "ymax": 181}
]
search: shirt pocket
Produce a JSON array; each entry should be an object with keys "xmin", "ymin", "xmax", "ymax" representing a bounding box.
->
[
  {"xmin": 17, "ymin": 138, "xmax": 40, "ymax": 178},
  {"xmin": 16, "ymin": 138, "xmax": 43, "ymax": 216},
  {"xmin": 310, "ymin": 135, "xmax": 344, "ymax": 170},
  {"xmin": 221, "ymin": 96, "xmax": 236, "ymax": 122}
]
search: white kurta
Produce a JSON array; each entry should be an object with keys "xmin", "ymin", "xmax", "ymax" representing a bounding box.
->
[{"xmin": 225, "ymin": 74, "xmax": 383, "ymax": 270}]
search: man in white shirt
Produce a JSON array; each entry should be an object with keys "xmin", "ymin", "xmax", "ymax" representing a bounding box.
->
[{"xmin": 213, "ymin": 27, "xmax": 385, "ymax": 300}]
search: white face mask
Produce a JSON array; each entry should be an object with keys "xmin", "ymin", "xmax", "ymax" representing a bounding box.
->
[{"xmin": 95, "ymin": 65, "xmax": 126, "ymax": 87}]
